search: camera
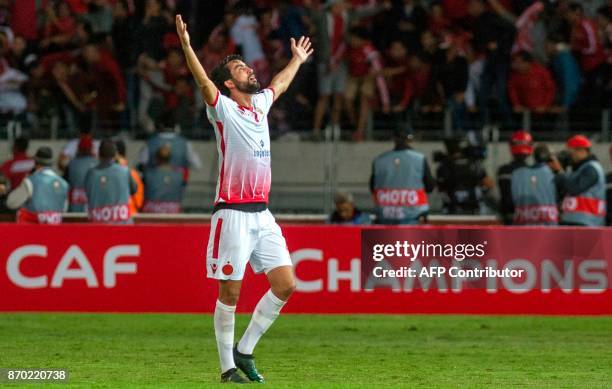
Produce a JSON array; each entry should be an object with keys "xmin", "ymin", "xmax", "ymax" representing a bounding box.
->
[{"xmin": 433, "ymin": 136, "xmax": 487, "ymax": 163}]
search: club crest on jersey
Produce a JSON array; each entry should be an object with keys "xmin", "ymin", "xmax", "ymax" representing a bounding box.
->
[{"xmin": 222, "ymin": 263, "xmax": 234, "ymax": 276}]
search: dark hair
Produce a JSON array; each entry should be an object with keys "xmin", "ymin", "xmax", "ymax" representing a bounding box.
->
[
  {"xmin": 13, "ymin": 136, "xmax": 29, "ymax": 153},
  {"xmin": 211, "ymin": 54, "xmax": 244, "ymax": 96},
  {"xmin": 115, "ymin": 139, "xmax": 126, "ymax": 157},
  {"xmin": 568, "ymin": 2, "xmax": 583, "ymax": 13},
  {"xmin": 99, "ymin": 139, "xmax": 117, "ymax": 160},
  {"xmin": 514, "ymin": 50, "xmax": 533, "ymax": 62},
  {"xmin": 534, "ymin": 144, "xmax": 552, "ymax": 164},
  {"xmin": 349, "ymin": 27, "xmax": 370, "ymax": 41},
  {"xmin": 547, "ymin": 33, "xmax": 568, "ymax": 44},
  {"xmin": 597, "ymin": 6, "xmax": 610, "ymax": 19}
]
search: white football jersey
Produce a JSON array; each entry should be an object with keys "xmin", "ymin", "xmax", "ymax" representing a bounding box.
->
[{"xmin": 206, "ymin": 88, "xmax": 275, "ymax": 205}]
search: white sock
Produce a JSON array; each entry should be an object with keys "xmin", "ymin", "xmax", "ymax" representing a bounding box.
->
[
  {"xmin": 237, "ymin": 290, "xmax": 286, "ymax": 355},
  {"xmin": 214, "ymin": 300, "xmax": 236, "ymax": 373}
]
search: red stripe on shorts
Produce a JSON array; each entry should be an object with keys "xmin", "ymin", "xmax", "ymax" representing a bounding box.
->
[{"xmin": 212, "ymin": 218, "xmax": 223, "ymax": 259}]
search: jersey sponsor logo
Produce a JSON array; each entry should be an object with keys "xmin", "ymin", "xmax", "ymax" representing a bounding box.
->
[
  {"xmin": 89, "ymin": 204, "xmax": 131, "ymax": 222},
  {"xmin": 253, "ymin": 149, "xmax": 270, "ymax": 158}
]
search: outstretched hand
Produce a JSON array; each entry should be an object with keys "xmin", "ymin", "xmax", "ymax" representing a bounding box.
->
[
  {"xmin": 290, "ymin": 36, "xmax": 313, "ymax": 64},
  {"xmin": 176, "ymin": 14, "xmax": 190, "ymax": 47}
]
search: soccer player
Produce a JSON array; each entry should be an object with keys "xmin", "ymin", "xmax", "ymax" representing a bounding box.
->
[{"xmin": 176, "ymin": 15, "xmax": 313, "ymax": 383}]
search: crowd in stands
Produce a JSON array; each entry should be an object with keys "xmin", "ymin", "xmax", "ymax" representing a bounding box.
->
[{"xmin": 0, "ymin": 0, "xmax": 609, "ymax": 140}]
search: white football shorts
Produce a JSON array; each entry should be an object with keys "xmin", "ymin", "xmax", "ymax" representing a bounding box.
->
[{"xmin": 206, "ymin": 208, "xmax": 292, "ymax": 280}]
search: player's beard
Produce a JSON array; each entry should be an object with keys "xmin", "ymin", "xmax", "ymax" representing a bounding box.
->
[{"xmin": 233, "ymin": 77, "xmax": 260, "ymax": 94}]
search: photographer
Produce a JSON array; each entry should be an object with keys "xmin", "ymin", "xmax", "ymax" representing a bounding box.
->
[
  {"xmin": 497, "ymin": 130, "xmax": 533, "ymax": 225},
  {"xmin": 549, "ymin": 135, "xmax": 606, "ymax": 226},
  {"xmin": 435, "ymin": 136, "xmax": 494, "ymax": 215},
  {"xmin": 511, "ymin": 144, "xmax": 558, "ymax": 225},
  {"xmin": 370, "ymin": 128, "xmax": 435, "ymax": 225}
]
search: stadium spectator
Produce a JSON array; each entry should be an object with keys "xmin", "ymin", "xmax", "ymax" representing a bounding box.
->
[
  {"xmin": 230, "ymin": 2, "xmax": 270, "ymax": 87},
  {"xmin": 0, "ymin": 0, "xmax": 610, "ymax": 142},
  {"xmin": 65, "ymin": 135, "xmax": 97, "ymax": 212},
  {"xmin": 306, "ymin": 0, "xmax": 389, "ymax": 139},
  {"xmin": 142, "ymin": 144, "xmax": 185, "ymax": 214},
  {"xmin": 508, "ymin": 51, "xmax": 556, "ymax": 113},
  {"xmin": 328, "ymin": 190, "xmax": 370, "ymax": 224},
  {"xmin": 199, "ymin": 23, "xmax": 236, "ymax": 76},
  {"xmin": 435, "ymin": 40, "xmax": 469, "ymax": 132},
  {"xmin": 550, "ymin": 135, "xmax": 606, "ymax": 226},
  {"xmin": 82, "ymin": 0, "xmax": 114, "ymax": 35},
  {"xmin": 0, "ymin": 55, "xmax": 28, "ymax": 115},
  {"xmin": 391, "ymin": 53, "xmax": 435, "ymax": 127},
  {"xmin": 111, "ymin": 1, "xmax": 136, "ymax": 70},
  {"xmin": 606, "ymin": 145, "xmax": 612, "ymax": 226},
  {"xmin": 40, "ymin": 1, "xmax": 77, "ymax": 51},
  {"xmin": 81, "ymin": 42, "xmax": 126, "ymax": 134},
  {"xmin": 344, "ymin": 27, "xmax": 389, "ymax": 141},
  {"xmin": 565, "ymin": 2, "xmax": 606, "ymax": 106},
  {"xmin": 115, "ymin": 139, "xmax": 144, "ymax": 215},
  {"xmin": 391, "ymin": 0, "xmax": 427, "ymax": 52},
  {"xmin": 0, "ymin": 136, "xmax": 34, "ymax": 189},
  {"xmin": 468, "ymin": 0, "xmax": 516, "ymax": 129},
  {"xmin": 58, "ymin": 126, "xmax": 100, "ymax": 172},
  {"xmin": 510, "ymin": 1, "xmax": 546, "ymax": 57},
  {"xmin": 136, "ymin": 53, "xmax": 168, "ymax": 133},
  {"xmin": 6, "ymin": 146, "xmax": 69, "ymax": 224},
  {"xmin": 497, "ymin": 130, "xmax": 533, "ymax": 225},
  {"xmin": 382, "ymin": 40, "xmax": 411, "ymax": 132},
  {"xmin": 49, "ymin": 60, "xmax": 92, "ymax": 135},
  {"xmin": 511, "ymin": 143, "xmax": 559, "ymax": 225},
  {"xmin": 545, "ymin": 36, "xmax": 581, "ymax": 113},
  {"xmin": 370, "ymin": 127, "xmax": 435, "ymax": 224},
  {"xmin": 138, "ymin": 116, "xmax": 202, "ymax": 183},
  {"xmin": 10, "ymin": 0, "xmax": 46, "ymax": 43},
  {"xmin": 133, "ymin": 0, "xmax": 168, "ymax": 62},
  {"xmin": 84, "ymin": 139, "xmax": 137, "ymax": 224}
]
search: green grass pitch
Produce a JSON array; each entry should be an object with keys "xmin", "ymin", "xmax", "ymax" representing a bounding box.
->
[{"xmin": 1, "ymin": 313, "xmax": 611, "ymax": 388}]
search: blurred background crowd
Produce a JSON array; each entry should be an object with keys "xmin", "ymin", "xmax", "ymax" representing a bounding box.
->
[{"xmin": 0, "ymin": 0, "xmax": 609, "ymax": 140}]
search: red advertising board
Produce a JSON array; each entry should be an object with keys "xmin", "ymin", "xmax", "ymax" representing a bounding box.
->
[{"xmin": 0, "ymin": 224, "xmax": 610, "ymax": 315}]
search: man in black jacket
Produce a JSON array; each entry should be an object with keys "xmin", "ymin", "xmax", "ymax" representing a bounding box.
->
[{"xmin": 468, "ymin": 0, "xmax": 516, "ymax": 130}]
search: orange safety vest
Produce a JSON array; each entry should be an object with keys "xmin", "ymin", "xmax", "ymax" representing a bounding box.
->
[{"xmin": 118, "ymin": 157, "xmax": 144, "ymax": 214}]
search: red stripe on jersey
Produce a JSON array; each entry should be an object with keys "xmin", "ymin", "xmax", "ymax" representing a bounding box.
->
[
  {"xmin": 267, "ymin": 87, "xmax": 276, "ymax": 101},
  {"xmin": 212, "ymin": 218, "xmax": 223, "ymax": 259},
  {"xmin": 216, "ymin": 121, "xmax": 226, "ymax": 203},
  {"xmin": 207, "ymin": 90, "xmax": 220, "ymax": 107}
]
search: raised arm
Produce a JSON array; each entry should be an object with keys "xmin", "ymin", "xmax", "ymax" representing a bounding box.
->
[
  {"xmin": 269, "ymin": 36, "xmax": 313, "ymax": 101},
  {"xmin": 176, "ymin": 15, "xmax": 218, "ymax": 105}
]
